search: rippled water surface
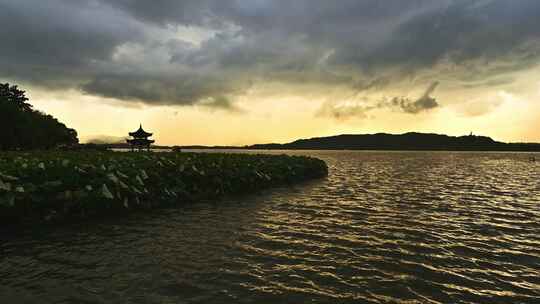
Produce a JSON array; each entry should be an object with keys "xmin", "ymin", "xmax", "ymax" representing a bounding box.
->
[{"xmin": 2, "ymin": 151, "xmax": 540, "ymax": 303}]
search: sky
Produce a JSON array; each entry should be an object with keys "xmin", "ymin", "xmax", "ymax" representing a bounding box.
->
[{"xmin": 1, "ymin": 0, "xmax": 540, "ymax": 145}]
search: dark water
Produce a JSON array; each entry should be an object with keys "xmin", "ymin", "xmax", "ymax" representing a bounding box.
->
[{"xmin": 2, "ymin": 151, "xmax": 540, "ymax": 303}]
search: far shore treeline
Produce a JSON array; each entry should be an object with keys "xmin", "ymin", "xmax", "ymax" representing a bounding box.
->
[
  {"xmin": 244, "ymin": 133, "xmax": 540, "ymax": 152},
  {"xmin": 1, "ymin": 83, "xmax": 78, "ymax": 150}
]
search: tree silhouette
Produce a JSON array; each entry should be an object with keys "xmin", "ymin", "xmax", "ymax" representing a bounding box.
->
[
  {"xmin": 0, "ymin": 83, "xmax": 33, "ymax": 112},
  {"xmin": 0, "ymin": 83, "xmax": 78, "ymax": 150}
]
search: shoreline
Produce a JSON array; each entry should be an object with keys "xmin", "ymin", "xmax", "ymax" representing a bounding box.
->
[{"xmin": 100, "ymin": 145, "xmax": 540, "ymax": 152}]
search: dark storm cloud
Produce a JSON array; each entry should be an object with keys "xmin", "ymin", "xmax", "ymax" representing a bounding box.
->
[
  {"xmin": 106, "ymin": 0, "xmax": 436, "ymax": 32},
  {"xmin": 332, "ymin": 0, "xmax": 540, "ymax": 71},
  {"xmin": 393, "ymin": 82, "xmax": 440, "ymax": 114},
  {"xmin": 103, "ymin": 0, "xmax": 214, "ymax": 26},
  {"xmin": 317, "ymin": 82, "xmax": 440, "ymax": 120},
  {"xmin": 81, "ymin": 73, "xmax": 247, "ymax": 109},
  {"xmin": 1, "ymin": 0, "xmax": 540, "ymax": 109},
  {"xmin": 0, "ymin": 0, "xmax": 142, "ymax": 87}
]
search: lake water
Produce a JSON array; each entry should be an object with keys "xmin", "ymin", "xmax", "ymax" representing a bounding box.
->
[{"xmin": 1, "ymin": 151, "xmax": 540, "ymax": 303}]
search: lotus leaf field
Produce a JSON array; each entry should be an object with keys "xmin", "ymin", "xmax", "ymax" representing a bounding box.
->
[{"xmin": 0, "ymin": 152, "xmax": 328, "ymax": 225}]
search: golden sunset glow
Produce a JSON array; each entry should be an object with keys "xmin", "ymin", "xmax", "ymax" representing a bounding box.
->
[{"xmin": 25, "ymin": 75, "xmax": 540, "ymax": 146}]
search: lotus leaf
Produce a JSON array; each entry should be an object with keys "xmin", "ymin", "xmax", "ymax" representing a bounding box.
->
[
  {"xmin": 0, "ymin": 180, "xmax": 11, "ymax": 191},
  {"xmin": 101, "ymin": 184, "xmax": 114, "ymax": 199}
]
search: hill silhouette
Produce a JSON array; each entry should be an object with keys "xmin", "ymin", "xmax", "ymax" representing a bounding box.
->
[
  {"xmin": 85, "ymin": 135, "xmax": 127, "ymax": 145},
  {"xmin": 246, "ymin": 132, "xmax": 540, "ymax": 151}
]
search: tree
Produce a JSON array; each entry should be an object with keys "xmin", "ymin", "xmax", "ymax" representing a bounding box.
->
[
  {"xmin": 0, "ymin": 83, "xmax": 79, "ymax": 150},
  {"xmin": 0, "ymin": 83, "xmax": 33, "ymax": 112}
]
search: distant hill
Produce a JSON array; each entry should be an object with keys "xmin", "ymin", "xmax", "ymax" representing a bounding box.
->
[
  {"xmin": 85, "ymin": 135, "xmax": 127, "ymax": 145},
  {"xmin": 245, "ymin": 132, "xmax": 540, "ymax": 151}
]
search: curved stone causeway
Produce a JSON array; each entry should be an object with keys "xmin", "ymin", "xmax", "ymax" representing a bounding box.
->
[{"xmin": 0, "ymin": 151, "xmax": 327, "ymax": 225}]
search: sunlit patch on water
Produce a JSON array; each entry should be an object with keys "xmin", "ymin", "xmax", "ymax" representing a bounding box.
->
[{"xmin": 1, "ymin": 151, "xmax": 540, "ymax": 303}]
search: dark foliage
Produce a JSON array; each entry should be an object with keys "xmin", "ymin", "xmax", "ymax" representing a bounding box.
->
[
  {"xmin": 0, "ymin": 152, "xmax": 328, "ymax": 225},
  {"xmin": 0, "ymin": 83, "xmax": 78, "ymax": 150}
]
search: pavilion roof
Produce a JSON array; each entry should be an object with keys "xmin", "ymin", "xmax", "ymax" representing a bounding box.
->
[{"xmin": 129, "ymin": 124, "xmax": 152, "ymax": 138}]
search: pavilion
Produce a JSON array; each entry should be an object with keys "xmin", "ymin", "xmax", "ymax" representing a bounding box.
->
[{"xmin": 126, "ymin": 124, "xmax": 155, "ymax": 151}]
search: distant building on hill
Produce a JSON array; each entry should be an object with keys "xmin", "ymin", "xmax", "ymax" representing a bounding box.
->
[{"xmin": 126, "ymin": 124, "xmax": 155, "ymax": 151}]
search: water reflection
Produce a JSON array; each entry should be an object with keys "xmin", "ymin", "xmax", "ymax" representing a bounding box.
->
[{"xmin": 2, "ymin": 151, "xmax": 540, "ymax": 303}]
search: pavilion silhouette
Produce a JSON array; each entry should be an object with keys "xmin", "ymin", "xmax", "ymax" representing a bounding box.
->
[{"xmin": 126, "ymin": 124, "xmax": 154, "ymax": 151}]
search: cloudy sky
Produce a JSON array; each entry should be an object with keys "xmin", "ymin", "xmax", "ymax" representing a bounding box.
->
[{"xmin": 1, "ymin": 0, "xmax": 540, "ymax": 145}]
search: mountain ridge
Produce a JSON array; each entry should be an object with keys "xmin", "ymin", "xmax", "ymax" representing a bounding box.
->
[{"xmin": 244, "ymin": 132, "xmax": 540, "ymax": 151}]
